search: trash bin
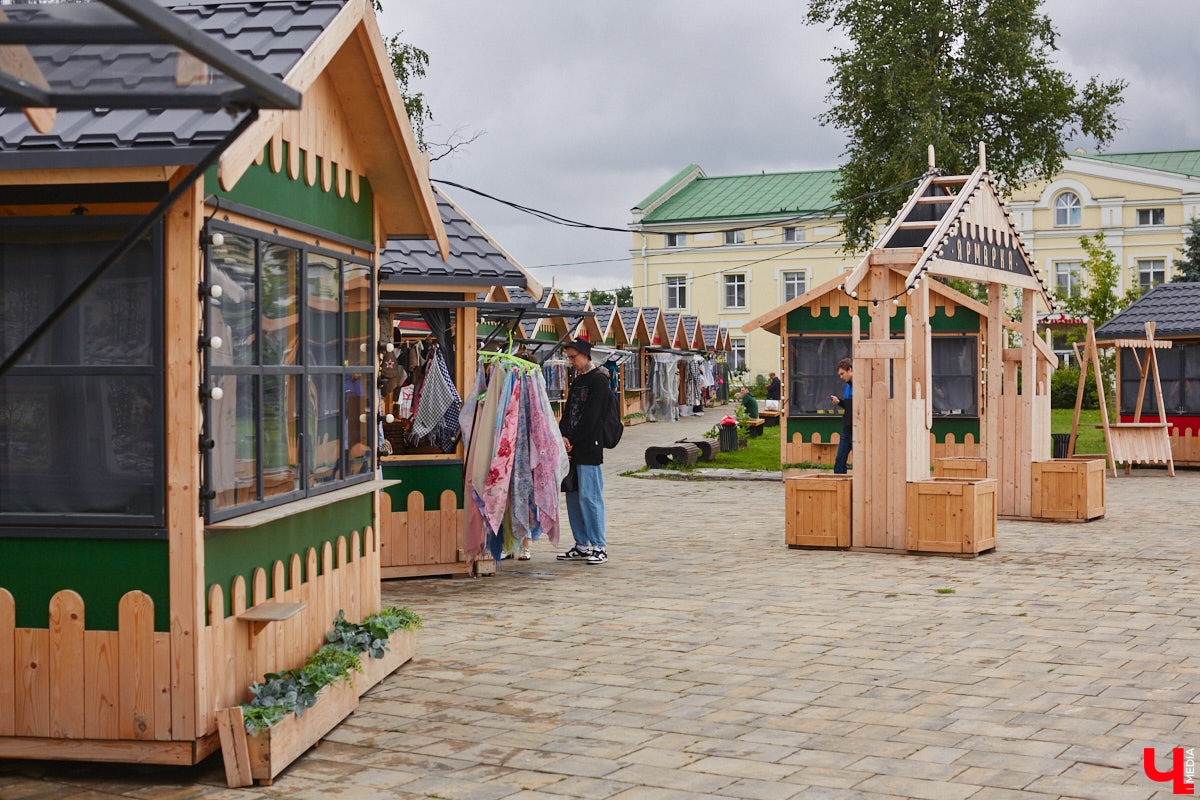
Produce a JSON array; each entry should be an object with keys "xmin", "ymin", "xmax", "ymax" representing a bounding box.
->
[
  {"xmin": 1051, "ymin": 433, "xmax": 1071, "ymax": 459},
  {"xmin": 719, "ymin": 416, "xmax": 738, "ymax": 452}
]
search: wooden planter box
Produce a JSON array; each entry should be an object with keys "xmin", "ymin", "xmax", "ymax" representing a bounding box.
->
[
  {"xmin": 1031, "ymin": 458, "xmax": 1106, "ymax": 521},
  {"xmin": 216, "ymin": 628, "xmax": 415, "ymax": 788},
  {"xmin": 623, "ymin": 416, "xmax": 646, "ymax": 427},
  {"xmin": 906, "ymin": 478, "xmax": 996, "ymax": 556},
  {"xmin": 785, "ymin": 474, "xmax": 851, "ymax": 549},
  {"xmin": 932, "ymin": 457, "xmax": 988, "ymax": 480}
]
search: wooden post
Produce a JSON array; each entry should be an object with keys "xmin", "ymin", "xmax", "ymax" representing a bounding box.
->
[
  {"xmin": 985, "ymin": 284, "xmax": 1003, "ymax": 480},
  {"xmin": 1017, "ymin": 287, "xmax": 1037, "ymax": 516},
  {"xmin": 164, "ymin": 174, "xmax": 206, "ymax": 739},
  {"xmin": 1145, "ymin": 322, "xmax": 1176, "ymax": 476}
]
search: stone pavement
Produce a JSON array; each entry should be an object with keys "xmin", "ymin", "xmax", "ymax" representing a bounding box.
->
[{"xmin": 4, "ymin": 405, "xmax": 1199, "ymax": 799}]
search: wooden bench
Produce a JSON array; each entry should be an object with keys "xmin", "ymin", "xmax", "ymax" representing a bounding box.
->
[
  {"xmin": 746, "ymin": 419, "xmax": 766, "ymax": 438},
  {"xmin": 759, "ymin": 410, "xmax": 781, "ymax": 427}
]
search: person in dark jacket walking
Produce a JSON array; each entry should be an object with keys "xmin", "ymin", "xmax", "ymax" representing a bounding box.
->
[
  {"xmin": 556, "ymin": 338, "xmax": 611, "ymax": 565},
  {"xmin": 765, "ymin": 372, "xmax": 782, "ymax": 412},
  {"xmin": 830, "ymin": 357, "xmax": 853, "ymax": 474}
]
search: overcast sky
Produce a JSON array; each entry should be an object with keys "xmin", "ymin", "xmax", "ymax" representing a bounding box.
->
[{"xmin": 377, "ymin": 2, "xmax": 1200, "ymax": 295}]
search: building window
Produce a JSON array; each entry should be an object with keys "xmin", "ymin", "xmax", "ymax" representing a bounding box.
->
[
  {"xmin": 0, "ymin": 218, "xmax": 164, "ymax": 528},
  {"xmin": 665, "ymin": 276, "xmax": 687, "ymax": 310},
  {"xmin": 724, "ymin": 229, "xmax": 745, "ymax": 245},
  {"xmin": 205, "ymin": 225, "xmax": 374, "ymax": 522},
  {"xmin": 782, "ymin": 271, "xmax": 806, "ymax": 302},
  {"xmin": 729, "ymin": 338, "xmax": 747, "ymax": 371},
  {"xmin": 1054, "ymin": 192, "xmax": 1081, "ymax": 227},
  {"xmin": 1138, "ymin": 259, "xmax": 1166, "ymax": 290},
  {"xmin": 665, "ymin": 232, "xmax": 686, "ymax": 248},
  {"xmin": 1137, "ymin": 208, "xmax": 1165, "ymax": 226},
  {"xmin": 724, "ymin": 273, "xmax": 746, "ymax": 308},
  {"xmin": 1055, "ymin": 261, "xmax": 1082, "ymax": 297},
  {"xmin": 783, "ymin": 226, "xmax": 805, "ymax": 243}
]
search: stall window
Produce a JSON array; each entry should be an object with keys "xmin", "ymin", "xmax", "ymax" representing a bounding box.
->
[
  {"xmin": 1121, "ymin": 343, "xmax": 1200, "ymax": 416},
  {"xmin": 623, "ymin": 350, "xmax": 643, "ymax": 390},
  {"xmin": 205, "ymin": 226, "xmax": 373, "ymax": 522},
  {"xmin": 0, "ymin": 219, "xmax": 164, "ymax": 528},
  {"xmin": 931, "ymin": 336, "xmax": 978, "ymax": 416},
  {"xmin": 787, "ymin": 336, "xmax": 850, "ymax": 415}
]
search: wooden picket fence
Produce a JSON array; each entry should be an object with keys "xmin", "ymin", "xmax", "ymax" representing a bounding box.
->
[
  {"xmin": 378, "ymin": 489, "xmax": 467, "ymax": 579},
  {"xmin": 782, "ymin": 430, "xmax": 980, "ymax": 467},
  {"xmin": 0, "ymin": 527, "xmax": 381, "ymax": 751},
  {"xmin": 1168, "ymin": 427, "xmax": 1200, "ymax": 466}
]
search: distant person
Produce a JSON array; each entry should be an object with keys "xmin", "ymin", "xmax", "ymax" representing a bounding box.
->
[
  {"xmin": 737, "ymin": 386, "xmax": 758, "ymax": 419},
  {"xmin": 764, "ymin": 372, "xmax": 782, "ymax": 412},
  {"xmin": 556, "ymin": 338, "xmax": 610, "ymax": 565},
  {"xmin": 829, "ymin": 358, "xmax": 853, "ymax": 474}
]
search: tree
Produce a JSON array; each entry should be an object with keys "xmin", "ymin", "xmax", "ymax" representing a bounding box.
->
[
  {"xmin": 1173, "ymin": 218, "xmax": 1200, "ymax": 282},
  {"xmin": 806, "ymin": 0, "xmax": 1126, "ymax": 253},
  {"xmin": 615, "ymin": 286, "xmax": 633, "ymax": 307},
  {"xmin": 1056, "ymin": 232, "xmax": 1140, "ymax": 327},
  {"xmin": 369, "ymin": 2, "xmax": 433, "ymax": 150}
]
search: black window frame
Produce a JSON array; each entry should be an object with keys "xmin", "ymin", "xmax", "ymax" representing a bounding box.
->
[
  {"xmin": 788, "ymin": 335, "xmax": 852, "ymax": 416},
  {"xmin": 203, "ymin": 221, "xmax": 375, "ymax": 524},
  {"xmin": 623, "ymin": 348, "xmax": 644, "ymax": 390},
  {"xmin": 1121, "ymin": 343, "xmax": 1200, "ymax": 417},
  {"xmin": 0, "ymin": 215, "xmax": 166, "ymax": 533},
  {"xmin": 930, "ymin": 334, "xmax": 979, "ymax": 417}
]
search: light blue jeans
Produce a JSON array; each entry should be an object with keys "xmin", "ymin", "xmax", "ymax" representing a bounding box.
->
[{"xmin": 565, "ymin": 464, "xmax": 606, "ymax": 550}]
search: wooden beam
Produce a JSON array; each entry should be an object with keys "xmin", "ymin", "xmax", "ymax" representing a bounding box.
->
[
  {"xmin": 854, "ymin": 340, "xmax": 905, "ymax": 360},
  {"xmin": 164, "ymin": 173, "xmax": 205, "ymax": 740},
  {"xmin": 925, "ymin": 260, "xmax": 1043, "ymax": 292},
  {"xmin": 0, "ymin": 166, "xmax": 181, "ymax": 186}
]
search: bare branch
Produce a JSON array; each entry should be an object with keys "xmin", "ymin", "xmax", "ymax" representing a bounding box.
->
[{"xmin": 428, "ymin": 128, "xmax": 486, "ymax": 162}]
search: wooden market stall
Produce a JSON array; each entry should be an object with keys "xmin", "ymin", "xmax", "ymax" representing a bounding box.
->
[
  {"xmin": 0, "ymin": 0, "xmax": 443, "ymax": 768},
  {"xmin": 376, "ymin": 187, "xmax": 544, "ymax": 580},
  {"xmin": 745, "ymin": 146, "xmax": 1097, "ymax": 556},
  {"xmin": 1093, "ymin": 282, "xmax": 1200, "ymax": 466},
  {"xmin": 618, "ymin": 307, "xmax": 651, "ymax": 423}
]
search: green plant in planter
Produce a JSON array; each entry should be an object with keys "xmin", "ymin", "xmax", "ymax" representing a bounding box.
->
[{"xmin": 240, "ymin": 606, "xmax": 423, "ymax": 733}]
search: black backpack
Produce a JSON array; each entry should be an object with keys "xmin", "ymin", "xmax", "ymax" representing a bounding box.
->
[{"xmin": 601, "ymin": 388, "xmax": 623, "ymax": 449}]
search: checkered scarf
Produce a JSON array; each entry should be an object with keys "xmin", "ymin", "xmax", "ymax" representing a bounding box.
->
[{"xmin": 411, "ymin": 347, "xmax": 461, "ymax": 452}]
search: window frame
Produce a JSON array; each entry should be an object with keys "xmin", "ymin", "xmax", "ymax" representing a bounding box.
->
[
  {"xmin": 1054, "ymin": 191, "xmax": 1082, "ymax": 227},
  {"xmin": 723, "ymin": 229, "xmax": 745, "ymax": 245},
  {"xmin": 203, "ymin": 220, "xmax": 375, "ymax": 524},
  {"xmin": 1054, "ymin": 260, "xmax": 1082, "ymax": 298},
  {"xmin": 783, "ymin": 226, "xmax": 805, "ymax": 243},
  {"xmin": 664, "ymin": 275, "xmax": 687, "ymax": 310},
  {"xmin": 0, "ymin": 216, "xmax": 166, "ymax": 533},
  {"xmin": 781, "ymin": 270, "xmax": 807, "ymax": 303},
  {"xmin": 723, "ymin": 273, "xmax": 746, "ymax": 309},
  {"xmin": 1137, "ymin": 258, "xmax": 1166, "ymax": 290},
  {"xmin": 664, "ymin": 232, "xmax": 686, "ymax": 248},
  {"xmin": 729, "ymin": 338, "xmax": 747, "ymax": 371},
  {"xmin": 1136, "ymin": 208, "xmax": 1166, "ymax": 227}
]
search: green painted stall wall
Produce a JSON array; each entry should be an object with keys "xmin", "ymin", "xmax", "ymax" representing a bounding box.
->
[
  {"xmin": 786, "ymin": 416, "xmax": 979, "ymax": 444},
  {"xmin": 381, "ymin": 462, "xmax": 463, "ymax": 511},
  {"xmin": 204, "ymin": 495, "xmax": 373, "ymax": 619},
  {"xmin": 204, "ymin": 144, "xmax": 374, "ymax": 244},
  {"xmin": 787, "ymin": 416, "xmax": 844, "ymax": 443},
  {"xmin": 0, "ymin": 538, "xmax": 169, "ymax": 631},
  {"xmin": 931, "ymin": 417, "xmax": 980, "ymax": 443},
  {"xmin": 786, "ymin": 305, "xmax": 979, "ymax": 334}
]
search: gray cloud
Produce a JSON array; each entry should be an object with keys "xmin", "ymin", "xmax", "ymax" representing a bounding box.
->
[{"xmin": 380, "ymin": 1, "xmax": 1197, "ymax": 294}]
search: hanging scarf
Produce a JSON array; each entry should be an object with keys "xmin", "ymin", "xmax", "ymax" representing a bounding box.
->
[
  {"xmin": 481, "ymin": 371, "xmax": 522, "ymax": 532},
  {"xmin": 529, "ymin": 370, "xmax": 569, "ymax": 545},
  {"xmin": 411, "ymin": 347, "xmax": 459, "ymax": 447},
  {"xmin": 508, "ymin": 370, "xmax": 536, "ymax": 541}
]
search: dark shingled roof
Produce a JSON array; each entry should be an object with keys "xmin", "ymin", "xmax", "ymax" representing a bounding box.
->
[
  {"xmin": 1095, "ymin": 282, "xmax": 1200, "ymax": 340},
  {"xmin": 701, "ymin": 324, "xmax": 719, "ymax": 348},
  {"xmin": 682, "ymin": 315, "xmax": 699, "ymax": 342},
  {"xmin": 618, "ymin": 307, "xmax": 642, "ymax": 337},
  {"xmin": 381, "ymin": 190, "xmax": 529, "ymax": 289},
  {"xmin": 0, "ymin": 0, "xmax": 343, "ymax": 169},
  {"xmin": 663, "ymin": 312, "xmax": 681, "ymax": 340},
  {"xmin": 592, "ymin": 305, "xmax": 615, "ymax": 334}
]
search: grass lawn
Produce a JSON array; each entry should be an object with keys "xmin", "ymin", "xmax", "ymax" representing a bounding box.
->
[
  {"xmin": 1051, "ymin": 407, "xmax": 1107, "ymax": 455},
  {"xmin": 643, "ymin": 420, "xmax": 783, "ymax": 473}
]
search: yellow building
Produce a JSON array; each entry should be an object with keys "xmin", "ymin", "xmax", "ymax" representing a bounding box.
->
[{"xmin": 631, "ymin": 150, "xmax": 1200, "ymax": 377}]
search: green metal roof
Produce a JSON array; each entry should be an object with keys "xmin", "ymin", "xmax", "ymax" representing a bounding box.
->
[
  {"xmin": 641, "ymin": 168, "xmax": 839, "ymax": 224},
  {"xmin": 635, "ymin": 163, "xmax": 700, "ymax": 211},
  {"xmin": 1076, "ymin": 149, "xmax": 1200, "ymax": 178}
]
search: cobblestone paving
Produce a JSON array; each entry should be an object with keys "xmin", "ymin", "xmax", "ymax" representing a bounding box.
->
[{"xmin": 4, "ymin": 405, "xmax": 1198, "ymax": 799}]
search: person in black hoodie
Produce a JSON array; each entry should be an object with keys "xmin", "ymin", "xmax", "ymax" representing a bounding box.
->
[
  {"xmin": 555, "ymin": 338, "xmax": 612, "ymax": 565},
  {"xmin": 829, "ymin": 357, "xmax": 853, "ymax": 474}
]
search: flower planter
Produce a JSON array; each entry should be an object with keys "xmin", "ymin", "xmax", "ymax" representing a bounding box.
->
[
  {"xmin": 216, "ymin": 628, "xmax": 416, "ymax": 787},
  {"xmin": 905, "ymin": 478, "xmax": 996, "ymax": 556},
  {"xmin": 622, "ymin": 416, "xmax": 646, "ymax": 427},
  {"xmin": 931, "ymin": 456, "xmax": 988, "ymax": 480},
  {"xmin": 785, "ymin": 474, "xmax": 851, "ymax": 549},
  {"xmin": 1031, "ymin": 458, "xmax": 1105, "ymax": 521}
]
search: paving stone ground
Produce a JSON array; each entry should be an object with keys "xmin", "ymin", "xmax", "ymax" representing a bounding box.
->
[{"xmin": 4, "ymin": 405, "xmax": 1198, "ymax": 799}]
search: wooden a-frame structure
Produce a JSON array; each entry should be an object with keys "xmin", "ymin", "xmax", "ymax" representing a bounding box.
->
[{"xmin": 1069, "ymin": 320, "xmax": 1175, "ymax": 476}]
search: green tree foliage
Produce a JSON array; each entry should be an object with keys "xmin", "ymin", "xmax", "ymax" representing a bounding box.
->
[
  {"xmin": 615, "ymin": 286, "xmax": 634, "ymax": 307},
  {"xmin": 370, "ymin": 1, "xmax": 433, "ymax": 150},
  {"xmin": 805, "ymin": 0, "xmax": 1126, "ymax": 252},
  {"xmin": 1173, "ymin": 218, "xmax": 1200, "ymax": 282}
]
